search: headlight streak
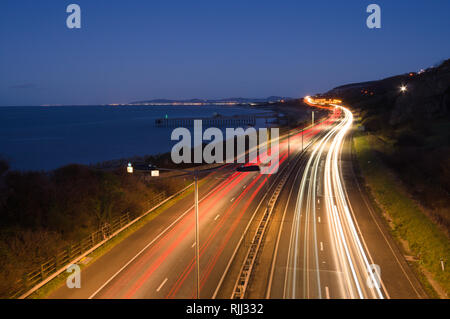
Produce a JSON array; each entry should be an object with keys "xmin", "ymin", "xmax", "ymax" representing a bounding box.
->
[
  {"xmin": 284, "ymin": 105, "xmax": 384, "ymax": 299},
  {"xmin": 284, "ymin": 114, "xmax": 344, "ymax": 298},
  {"xmin": 324, "ymin": 106, "xmax": 384, "ymax": 299}
]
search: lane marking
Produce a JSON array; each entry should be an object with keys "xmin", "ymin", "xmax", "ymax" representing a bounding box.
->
[
  {"xmin": 88, "ymin": 173, "xmax": 237, "ymax": 299},
  {"xmin": 325, "ymin": 286, "xmax": 330, "ymax": 299},
  {"xmin": 320, "ymin": 242, "xmax": 324, "ymax": 251},
  {"xmin": 213, "ymin": 156, "xmax": 292, "ymax": 299},
  {"xmin": 214, "ymin": 214, "xmax": 220, "ymax": 221},
  {"xmin": 156, "ymin": 278, "xmax": 168, "ymax": 292},
  {"xmin": 267, "ymin": 146, "xmax": 310, "ymax": 299}
]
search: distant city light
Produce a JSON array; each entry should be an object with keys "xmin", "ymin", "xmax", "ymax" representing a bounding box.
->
[{"xmin": 400, "ymin": 85, "xmax": 407, "ymax": 93}]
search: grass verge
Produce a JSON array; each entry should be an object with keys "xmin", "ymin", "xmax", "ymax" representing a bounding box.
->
[{"xmin": 353, "ymin": 133, "xmax": 450, "ymax": 298}]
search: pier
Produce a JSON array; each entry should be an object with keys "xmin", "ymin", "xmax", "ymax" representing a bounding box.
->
[
  {"xmin": 154, "ymin": 112, "xmax": 280, "ymax": 128},
  {"xmin": 155, "ymin": 116, "xmax": 257, "ymax": 127}
]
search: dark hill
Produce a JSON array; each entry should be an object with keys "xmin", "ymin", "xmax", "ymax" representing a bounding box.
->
[
  {"xmin": 326, "ymin": 59, "xmax": 450, "ymax": 128},
  {"xmin": 326, "ymin": 59, "xmax": 450, "ymax": 235}
]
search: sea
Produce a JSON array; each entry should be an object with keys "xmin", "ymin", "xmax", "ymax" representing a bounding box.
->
[{"xmin": 0, "ymin": 105, "xmax": 272, "ymax": 171}]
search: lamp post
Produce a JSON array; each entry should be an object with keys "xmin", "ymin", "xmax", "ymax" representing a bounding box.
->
[
  {"xmin": 287, "ymin": 117, "xmax": 290, "ymax": 166},
  {"xmin": 236, "ymin": 164, "xmax": 268, "ymax": 209},
  {"xmin": 194, "ymin": 170, "xmax": 200, "ymax": 299},
  {"xmin": 128, "ymin": 160, "xmax": 267, "ymax": 298},
  {"xmin": 127, "ymin": 162, "xmax": 210, "ymax": 299}
]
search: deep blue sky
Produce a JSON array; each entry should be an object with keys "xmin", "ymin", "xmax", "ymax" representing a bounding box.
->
[{"xmin": 0, "ymin": 0, "xmax": 449, "ymax": 106}]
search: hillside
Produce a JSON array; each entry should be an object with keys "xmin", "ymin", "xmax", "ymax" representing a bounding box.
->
[
  {"xmin": 327, "ymin": 59, "xmax": 449, "ymax": 128},
  {"xmin": 326, "ymin": 59, "xmax": 450, "ymax": 235}
]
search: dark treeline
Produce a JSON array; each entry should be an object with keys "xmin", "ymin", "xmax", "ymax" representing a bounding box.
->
[{"xmin": 0, "ymin": 155, "xmax": 187, "ymax": 297}]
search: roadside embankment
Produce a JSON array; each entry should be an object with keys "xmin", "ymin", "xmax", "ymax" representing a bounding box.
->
[{"xmin": 353, "ymin": 133, "xmax": 450, "ymax": 298}]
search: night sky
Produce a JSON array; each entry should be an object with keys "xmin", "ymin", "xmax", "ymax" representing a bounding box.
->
[{"xmin": 1, "ymin": 0, "xmax": 449, "ymax": 106}]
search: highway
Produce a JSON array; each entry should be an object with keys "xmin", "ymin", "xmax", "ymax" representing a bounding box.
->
[
  {"xmin": 249, "ymin": 101, "xmax": 426, "ymax": 299},
  {"xmin": 49, "ymin": 109, "xmax": 339, "ymax": 299},
  {"xmin": 283, "ymin": 106, "xmax": 383, "ymax": 298},
  {"xmin": 48, "ymin": 101, "xmax": 426, "ymax": 299}
]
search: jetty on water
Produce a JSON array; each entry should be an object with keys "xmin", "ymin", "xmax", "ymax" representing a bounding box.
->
[{"xmin": 155, "ymin": 113, "xmax": 278, "ymax": 128}]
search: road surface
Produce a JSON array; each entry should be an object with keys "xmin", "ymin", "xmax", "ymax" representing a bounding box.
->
[
  {"xmin": 251, "ymin": 104, "xmax": 426, "ymax": 299},
  {"xmin": 49, "ymin": 110, "xmax": 336, "ymax": 298},
  {"xmin": 49, "ymin": 104, "xmax": 425, "ymax": 299}
]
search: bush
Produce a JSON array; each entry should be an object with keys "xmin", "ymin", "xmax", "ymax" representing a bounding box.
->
[{"xmin": 0, "ymin": 160, "xmax": 187, "ymax": 297}]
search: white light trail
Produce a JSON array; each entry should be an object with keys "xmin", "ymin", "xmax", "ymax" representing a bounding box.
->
[
  {"xmin": 284, "ymin": 104, "xmax": 385, "ymax": 299},
  {"xmin": 323, "ymin": 105, "xmax": 384, "ymax": 299}
]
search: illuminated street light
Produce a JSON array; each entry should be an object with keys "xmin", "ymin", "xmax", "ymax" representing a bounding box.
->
[
  {"xmin": 400, "ymin": 85, "xmax": 407, "ymax": 93},
  {"xmin": 236, "ymin": 165, "xmax": 260, "ymax": 172}
]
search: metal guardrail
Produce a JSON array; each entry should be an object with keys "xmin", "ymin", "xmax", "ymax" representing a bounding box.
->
[
  {"xmin": 231, "ymin": 171, "xmax": 290, "ymax": 299},
  {"xmin": 8, "ymin": 192, "xmax": 166, "ymax": 299}
]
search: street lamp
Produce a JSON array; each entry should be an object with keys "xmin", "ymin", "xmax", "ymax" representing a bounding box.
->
[
  {"xmin": 236, "ymin": 165, "xmax": 260, "ymax": 172},
  {"xmin": 236, "ymin": 165, "xmax": 270, "ymax": 210},
  {"xmin": 287, "ymin": 117, "xmax": 291, "ymax": 166},
  {"xmin": 127, "ymin": 162, "xmax": 218, "ymax": 299},
  {"xmin": 400, "ymin": 85, "xmax": 407, "ymax": 93}
]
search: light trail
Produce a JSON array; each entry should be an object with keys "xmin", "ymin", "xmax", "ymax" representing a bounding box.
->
[
  {"xmin": 323, "ymin": 105, "xmax": 384, "ymax": 299},
  {"xmin": 91, "ymin": 108, "xmax": 343, "ymax": 299},
  {"xmin": 284, "ymin": 103, "xmax": 385, "ymax": 299},
  {"xmin": 284, "ymin": 110, "xmax": 343, "ymax": 298}
]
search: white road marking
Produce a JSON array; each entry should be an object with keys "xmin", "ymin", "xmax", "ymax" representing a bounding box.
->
[
  {"xmin": 320, "ymin": 242, "xmax": 324, "ymax": 251},
  {"xmin": 88, "ymin": 179, "xmax": 224, "ymax": 299},
  {"xmin": 156, "ymin": 278, "xmax": 168, "ymax": 292},
  {"xmin": 318, "ymin": 216, "xmax": 321, "ymax": 223},
  {"xmin": 325, "ymin": 286, "xmax": 330, "ymax": 299},
  {"xmin": 214, "ymin": 214, "xmax": 220, "ymax": 221}
]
